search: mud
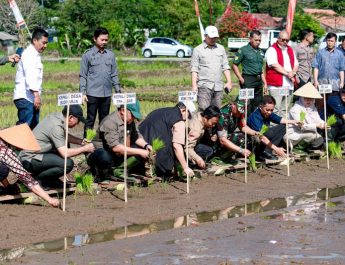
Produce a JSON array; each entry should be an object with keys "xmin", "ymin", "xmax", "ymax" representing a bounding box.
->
[{"xmin": 0, "ymin": 158, "xmax": 344, "ymax": 254}]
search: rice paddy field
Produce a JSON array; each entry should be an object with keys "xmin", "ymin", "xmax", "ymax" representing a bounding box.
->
[{"xmin": 0, "ymin": 58, "xmax": 238, "ymax": 129}]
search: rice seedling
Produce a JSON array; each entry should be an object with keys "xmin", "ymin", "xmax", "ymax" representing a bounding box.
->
[
  {"xmin": 152, "ymin": 138, "xmax": 165, "ymax": 152},
  {"xmin": 74, "ymin": 172, "xmax": 95, "ymax": 194},
  {"xmin": 146, "ymin": 138, "xmax": 165, "ymax": 178},
  {"xmin": 259, "ymin": 124, "xmax": 269, "ymax": 136},
  {"xmin": 248, "ymin": 153, "xmax": 257, "ymax": 172},
  {"xmin": 300, "ymin": 111, "xmax": 306, "ymax": 122},
  {"xmin": 327, "ymin": 114, "xmax": 337, "ymax": 127},
  {"xmin": 328, "ymin": 141, "xmax": 343, "ymax": 159},
  {"xmin": 85, "ymin": 129, "xmax": 97, "ymax": 142}
]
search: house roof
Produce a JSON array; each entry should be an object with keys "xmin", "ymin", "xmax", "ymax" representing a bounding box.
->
[
  {"xmin": 252, "ymin": 13, "xmax": 283, "ymax": 29},
  {"xmin": 0, "ymin": 32, "xmax": 18, "ymax": 41},
  {"xmin": 303, "ymin": 8, "xmax": 345, "ymax": 31},
  {"xmin": 304, "ymin": 9, "xmax": 337, "ymax": 16}
]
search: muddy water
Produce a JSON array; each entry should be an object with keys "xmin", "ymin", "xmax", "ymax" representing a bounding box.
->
[{"xmin": 3, "ymin": 186, "xmax": 345, "ymax": 264}]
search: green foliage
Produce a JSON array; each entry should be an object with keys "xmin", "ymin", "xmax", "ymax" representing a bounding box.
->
[
  {"xmin": 291, "ymin": 13, "xmax": 325, "ymax": 41},
  {"xmin": 259, "ymin": 125, "xmax": 269, "ymax": 136},
  {"xmin": 74, "ymin": 172, "xmax": 94, "ymax": 194},
  {"xmin": 151, "ymin": 138, "xmax": 165, "ymax": 152},
  {"xmin": 85, "ymin": 129, "xmax": 97, "ymax": 142},
  {"xmin": 328, "ymin": 141, "xmax": 343, "ymax": 159},
  {"xmin": 101, "ymin": 19, "xmax": 126, "ymax": 50},
  {"xmin": 300, "ymin": 111, "xmax": 306, "ymax": 122},
  {"xmin": 248, "ymin": 153, "xmax": 257, "ymax": 172},
  {"xmin": 327, "ymin": 115, "xmax": 337, "ymax": 127}
]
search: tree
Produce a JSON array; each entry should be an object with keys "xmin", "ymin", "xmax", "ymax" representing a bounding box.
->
[
  {"xmin": 0, "ymin": 0, "xmax": 41, "ymax": 34},
  {"xmin": 218, "ymin": 6, "xmax": 260, "ymax": 38},
  {"xmin": 290, "ymin": 13, "xmax": 325, "ymax": 41}
]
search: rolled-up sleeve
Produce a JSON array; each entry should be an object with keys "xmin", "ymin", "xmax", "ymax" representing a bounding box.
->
[
  {"xmin": 312, "ymin": 51, "xmax": 320, "ymax": 69},
  {"xmin": 221, "ymin": 46, "xmax": 230, "ymax": 72},
  {"xmin": 190, "ymin": 49, "xmax": 200, "ymax": 73}
]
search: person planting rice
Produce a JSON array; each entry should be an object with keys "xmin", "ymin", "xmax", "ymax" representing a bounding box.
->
[{"xmin": 0, "ymin": 124, "xmax": 59, "ymax": 207}]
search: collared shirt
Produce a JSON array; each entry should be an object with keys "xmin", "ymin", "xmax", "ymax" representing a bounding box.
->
[
  {"xmin": 312, "ymin": 48, "xmax": 345, "ymax": 92},
  {"xmin": 217, "ymin": 104, "xmax": 245, "ymax": 137},
  {"xmin": 97, "ymin": 111, "xmax": 142, "ymax": 151},
  {"xmin": 79, "ymin": 46, "xmax": 120, "ymax": 97},
  {"xmin": 187, "ymin": 112, "xmax": 205, "ymax": 163},
  {"xmin": 19, "ymin": 113, "xmax": 66, "ymax": 162},
  {"xmin": 190, "ymin": 41, "xmax": 230, "ymax": 91},
  {"xmin": 265, "ymin": 45, "xmax": 298, "ymax": 90},
  {"xmin": 233, "ymin": 43, "xmax": 265, "ymax": 75},
  {"xmin": 247, "ymin": 108, "xmax": 282, "ymax": 131},
  {"xmin": 13, "ymin": 44, "xmax": 43, "ymax": 102},
  {"xmin": 337, "ymin": 45, "xmax": 345, "ymax": 57},
  {"xmin": 295, "ymin": 43, "xmax": 314, "ymax": 83}
]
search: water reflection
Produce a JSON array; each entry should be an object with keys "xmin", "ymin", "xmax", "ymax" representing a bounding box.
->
[{"xmin": 1, "ymin": 186, "xmax": 345, "ymax": 261}]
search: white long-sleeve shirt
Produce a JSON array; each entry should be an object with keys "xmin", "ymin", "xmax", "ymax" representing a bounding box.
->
[{"xmin": 13, "ymin": 44, "xmax": 43, "ymax": 102}]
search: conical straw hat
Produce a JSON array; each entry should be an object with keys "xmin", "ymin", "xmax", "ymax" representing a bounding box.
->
[
  {"xmin": 293, "ymin": 82, "xmax": 322, "ymax": 99},
  {"xmin": 0, "ymin": 124, "xmax": 40, "ymax": 151}
]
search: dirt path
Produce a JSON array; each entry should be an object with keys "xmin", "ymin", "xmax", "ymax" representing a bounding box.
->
[{"xmin": 1, "ymin": 159, "xmax": 344, "ymax": 252}]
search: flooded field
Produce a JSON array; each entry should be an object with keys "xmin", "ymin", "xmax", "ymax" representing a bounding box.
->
[{"xmin": 3, "ymin": 186, "xmax": 345, "ymax": 264}]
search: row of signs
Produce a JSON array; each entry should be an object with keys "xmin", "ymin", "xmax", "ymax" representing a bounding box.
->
[{"xmin": 57, "ymin": 85, "xmax": 334, "ymax": 106}]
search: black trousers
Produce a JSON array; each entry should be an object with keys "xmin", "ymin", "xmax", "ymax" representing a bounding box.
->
[
  {"xmin": 85, "ymin": 96, "xmax": 111, "ymax": 132},
  {"xmin": 241, "ymin": 74, "xmax": 263, "ymax": 115},
  {"xmin": 255, "ymin": 124, "xmax": 286, "ymax": 156}
]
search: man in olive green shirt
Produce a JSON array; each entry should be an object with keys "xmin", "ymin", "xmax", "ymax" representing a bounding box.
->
[{"xmin": 232, "ymin": 30, "xmax": 267, "ymax": 114}]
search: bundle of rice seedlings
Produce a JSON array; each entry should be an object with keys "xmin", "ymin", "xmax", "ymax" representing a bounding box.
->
[
  {"xmin": 327, "ymin": 115, "xmax": 337, "ymax": 127},
  {"xmin": 300, "ymin": 111, "xmax": 306, "ymax": 122},
  {"xmin": 259, "ymin": 124, "xmax": 269, "ymax": 136},
  {"xmin": 74, "ymin": 172, "xmax": 94, "ymax": 194},
  {"xmin": 328, "ymin": 141, "xmax": 343, "ymax": 159},
  {"xmin": 82, "ymin": 174, "xmax": 94, "ymax": 194},
  {"xmin": 85, "ymin": 129, "xmax": 97, "ymax": 142},
  {"xmin": 152, "ymin": 138, "xmax": 165, "ymax": 152},
  {"xmin": 74, "ymin": 172, "xmax": 84, "ymax": 193},
  {"xmin": 248, "ymin": 153, "xmax": 257, "ymax": 172}
]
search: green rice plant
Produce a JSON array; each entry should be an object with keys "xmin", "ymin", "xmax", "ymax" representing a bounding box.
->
[
  {"xmin": 82, "ymin": 174, "xmax": 94, "ymax": 194},
  {"xmin": 300, "ymin": 111, "xmax": 306, "ymax": 122},
  {"xmin": 327, "ymin": 114, "xmax": 337, "ymax": 127},
  {"xmin": 259, "ymin": 124, "xmax": 269, "ymax": 136},
  {"xmin": 85, "ymin": 129, "xmax": 97, "ymax": 142},
  {"xmin": 152, "ymin": 138, "xmax": 165, "ymax": 152},
  {"xmin": 248, "ymin": 153, "xmax": 257, "ymax": 172},
  {"xmin": 328, "ymin": 141, "xmax": 343, "ymax": 159},
  {"xmin": 74, "ymin": 172, "xmax": 94, "ymax": 194}
]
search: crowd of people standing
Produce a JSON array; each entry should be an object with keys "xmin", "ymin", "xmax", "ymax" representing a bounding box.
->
[{"xmin": 0, "ymin": 25, "xmax": 344, "ymax": 208}]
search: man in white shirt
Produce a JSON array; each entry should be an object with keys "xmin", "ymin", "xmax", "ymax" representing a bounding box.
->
[
  {"xmin": 265, "ymin": 30, "xmax": 298, "ymax": 117},
  {"xmin": 13, "ymin": 28, "xmax": 48, "ymax": 129}
]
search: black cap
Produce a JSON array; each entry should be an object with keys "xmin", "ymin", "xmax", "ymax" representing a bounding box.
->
[
  {"xmin": 340, "ymin": 87, "xmax": 345, "ymax": 94},
  {"xmin": 62, "ymin": 105, "xmax": 86, "ymax": 123}
]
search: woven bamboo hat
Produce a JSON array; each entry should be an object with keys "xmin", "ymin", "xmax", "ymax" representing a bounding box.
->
[
  {"xmin": 0, "ymin": 124, "xmax": 40, "ymax": 151},
  {"xmin": 293, "ymin": 82, "xmax": 322, "ymax": 99}
]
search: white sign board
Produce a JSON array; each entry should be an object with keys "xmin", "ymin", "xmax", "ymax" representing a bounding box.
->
[
  {"xmin": 239, "ymin": 88, "xmax": 255, "ymax": 100},
  {"xmin": 279, "ymin": 87, "xmax": 290, "ymax": 96},
  {"xmin": 112, "ymin": 93, "xmax": 137, "ymax": 105},
  {"xmin": 58, "ymin": 93, "xmax": 83, "ymax": 106},
  {"xmin": 318, "ymin": 84, "xmax": 332, "ymax": 94},
  {"xmin": 178, "ymin": 91, "xmax": 197, "ymax": 102}
]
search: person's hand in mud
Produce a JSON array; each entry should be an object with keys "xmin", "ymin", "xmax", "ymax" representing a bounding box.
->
[
  {"xmin": 48, "ymin": 197, "xmax": 60, "ymax": 207},
  {"xmin": 138, "ymin": 149, "xmax": 150, "ymax": 159},
  {"xmin": 196, "ymin": 157, "xmax": 206, "ymax": 169},
  {"xmin": 272, "ymin": 145, "xmax": 286, "ymax": 158},
  {"xmin": 183, "ymin": 166, "xmax": 194, "ymax": 177}
]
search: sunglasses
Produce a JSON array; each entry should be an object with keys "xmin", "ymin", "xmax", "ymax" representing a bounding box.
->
[{"xmin": 280, "ymin": 38, "xmax": 289, "ymax": 42}]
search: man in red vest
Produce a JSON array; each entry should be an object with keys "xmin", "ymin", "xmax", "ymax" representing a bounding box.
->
[{"xmin": 265, "ymin": 30, "xmax": 299, "ymax": 117}]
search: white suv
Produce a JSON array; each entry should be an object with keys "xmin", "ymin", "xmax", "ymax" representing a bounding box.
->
[{"xmin": 142, "ymin": 37, "xmax": 193, "ymax": 58}]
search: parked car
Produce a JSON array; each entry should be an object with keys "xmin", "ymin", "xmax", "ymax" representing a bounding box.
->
[{"xmin": 142, "ymin": 37, "xmax": 193, "ymax": 58}]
